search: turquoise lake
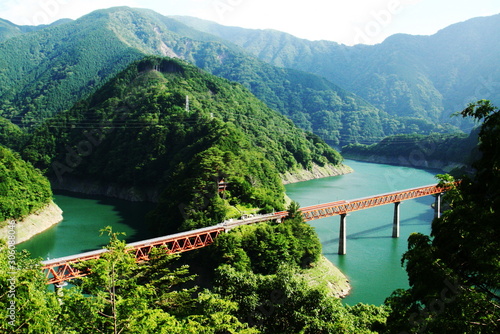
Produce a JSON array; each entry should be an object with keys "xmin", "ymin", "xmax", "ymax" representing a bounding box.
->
[{"xmin": 18, "ymin": 159, "xmax": 442, "ymax": 305}]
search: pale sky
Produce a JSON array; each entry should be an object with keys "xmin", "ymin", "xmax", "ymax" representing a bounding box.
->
[{"xmin": 0, "ymin": 0, "xmax": 499, "ymax": 45}]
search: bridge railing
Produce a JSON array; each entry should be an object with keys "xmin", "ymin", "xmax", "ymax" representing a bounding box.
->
[
  {"xmin": 40, "ymin": 183, "xmax": 455, "ymax": 284},
  {"xmin": 41, "ymin": 225, "xmax": 225, "ymax": 285},
  {"xmin": 300, "ymin": 183, "xmax": 451, "ymax": 221}
]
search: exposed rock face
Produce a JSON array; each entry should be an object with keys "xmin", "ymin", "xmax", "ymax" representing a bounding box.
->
[
  {"xmin": 342, "ymin": 153, "xmax": 464, "ymax": 172},
  {"xmin": 0, "ymin": 201, "xmax": 63, "ymax": 245},
  {"xmin": 281, "ymin": 163, "xmax": 353, "ymax": 185}
]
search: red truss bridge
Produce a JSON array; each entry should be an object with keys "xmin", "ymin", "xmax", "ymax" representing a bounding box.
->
[
  {"xmin": 41, "ymin": 183, "xmax": 452, "ymax": 285},
  {"xmin": 297, "ymin": 183, "xmax": 448, "ymax": 221}
]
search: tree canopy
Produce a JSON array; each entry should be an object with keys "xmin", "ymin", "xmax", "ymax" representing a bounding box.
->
[
  {"xmin": 0, "ymin": 145, "xmax": 52, "ymax": 222},
  {"xmin": 384, "ymin": 100, "xmax": 500, "ymax": 333},
  {"xmin": 18, "ymin": 56, "xmax": 343, "ymax": 232}
]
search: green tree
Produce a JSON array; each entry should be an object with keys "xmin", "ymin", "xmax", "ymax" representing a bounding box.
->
[
  {"xmin": 213, "ymin": 264, "xmax": 386, "ymax": 333},
  {"xmin": 59, "ymin": 227, "xmax": 258, "ymax": 333},
  {"xmin": 0, "ymin": 239, "xmax": 60, "ymax": 333},
  {"xmin": 0, "ymin": 145, "xmax": 52, "ymax": 222},
  {"xmin": 385, "ymin": 100, "xmax": 500, "ymax": 333}
]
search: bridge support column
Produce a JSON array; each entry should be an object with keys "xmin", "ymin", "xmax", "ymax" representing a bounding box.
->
[
  {"xmin": 434, "ymin": 193, "xmax": 442, "ymax": 219},
  {"xmin": 338, "ymin": 214, "xmax": 347, "ymax": 255},
  {"xmin": 392, "ymin": 202, "xmax": 401, "ymax": 238}
]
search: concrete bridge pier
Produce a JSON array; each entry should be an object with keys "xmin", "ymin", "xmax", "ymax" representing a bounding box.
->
[
  {"xmin": 434, "ymin": 193, "xmax": 442, "ymax": 219},
  {"xmin": 338, "ymin": 214, "xmax": 347, "ymax": 255},
  {"xmin": 392, "ymin": 202, "xmax": 401, "ymax": 238}
]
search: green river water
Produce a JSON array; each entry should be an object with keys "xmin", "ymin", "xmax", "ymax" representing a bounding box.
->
[{"xmin": 18, "ymin": 159, "xmax": 441, "ymax": 305}]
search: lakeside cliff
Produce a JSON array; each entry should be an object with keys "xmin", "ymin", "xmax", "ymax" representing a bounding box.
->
[
  {"xmin": 342, "ymin": 152, "xmax": 464, "ymax": 172},
  {"xmin": 281, "ymin": 163, "xmax": 353, "ymax": 185},
  {"xmin": 0, "ymin": 201, "xmax": 63, "ymax": 244}
]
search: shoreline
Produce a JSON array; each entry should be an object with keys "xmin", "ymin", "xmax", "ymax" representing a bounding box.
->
[
  {"xmin": 0, "ymin": 201, "xmax": 63, "ymax": 245},
  {"xmin": 51, "ymin": 176, "xmax": 160, "ymax": 202},
  {"xmin": 281, "ymin": 163, "xmax": 353, "ymax": 185},
  {"xmin": 49, "ymin": 162, "xmax": 354, "ymax": 202},
  {"xmin": 9, "ymin": 162, "xmax": 353, "ymax": 248},
  {"xmin": 341, "ymin": 154, "xmax": 462, "ymax": 173},
  {"xmin": 300, "ymin": 255, "xmax": 351, "ymax": 298}
]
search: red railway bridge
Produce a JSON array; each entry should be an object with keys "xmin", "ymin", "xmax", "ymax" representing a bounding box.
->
[{"xmin": 42, "ymin": 183, "xmax": 450, "ymax": 285}]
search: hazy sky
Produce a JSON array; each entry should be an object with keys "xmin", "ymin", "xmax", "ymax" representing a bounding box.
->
[{"xmin": 1, "ymin": 0, "xmax": 499, "ymax": 45}]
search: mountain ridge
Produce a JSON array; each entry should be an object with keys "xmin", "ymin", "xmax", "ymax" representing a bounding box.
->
[
  {"xmin": 0, "ymin": 6, "xmax": 447, "ymax": 147},
  {"xmin": 174, "ymin": 13, "xmax": 500, "ymax": 130},
  {"xmin": 21, "ymin": 56, "xmax": 348, "ymax": 232}
]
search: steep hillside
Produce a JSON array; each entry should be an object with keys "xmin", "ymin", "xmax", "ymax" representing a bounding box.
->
[
  {"xmin": 176, "ymin": 14, "xmax": 500, "ymax": 130},
  {"xmin": 0, "ymin": 145, "xmax": 52, "ymax": 222},
  {"xmin": 1, "ymin": 6, "xmax": 408, "ymax": 146},
  {"xmin": 0, "ymin": 11, "xmax": 145, "ymax": 125},
  {"xmin": 0, "ymin": 18, "xmax": 23, "ymax": 41},
  {"xmin": 22, "ymin": 56, "xmax": 347, "ymax": 232},
  {"xmin": 0, "ymin": 18, "xmax": 72, "ymax": 42}
]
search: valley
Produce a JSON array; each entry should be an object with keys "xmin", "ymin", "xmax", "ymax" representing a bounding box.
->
[{"xmin": 0, "ymin": 5, "xmax": 499, "ymax": 333}]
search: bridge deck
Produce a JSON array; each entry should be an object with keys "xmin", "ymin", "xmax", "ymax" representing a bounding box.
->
[
  {"xmin": 41, "ymin": 183, "xmax": 449, "ymax": 284},
  {"xmin": 299, "ymin": 183, "xmax": 447, "ymax": 221}
]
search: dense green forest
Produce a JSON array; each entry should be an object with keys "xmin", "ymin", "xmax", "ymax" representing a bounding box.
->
[
  {"xmin": 1, "ymin": 100, "xmax": 498, "ymax": 333},
  {"xmin": 0, "ymin": 209, "xmax": 388, "ymax": 333},
  {"xmin": 177, "ymin": 15, "xmax": 500, "ymax": 130},
  {"xmin": 0, "ymin": 145, "xmax": 52, "ymax": 222},
  {"xmin": 3, "ymin": 7, "xmax": 498, "ymax": 146},
  {"xmin": 0, "ymin": 7, "xmax": 453, "ymax": 146},
  {"xmin": 0, "ymin": 18, "xmax": 70, "ymax": 42},
  {"xmin": 20, "ymin": 56, "xmax": 343, "ymax": 232},
  {"xmin": 0, "ymin": 11, "xmax": 145, "ymax": 126},
  {"xmin": 0, "ymin": 116, "xmax": 25, "ymax": 150},
  {"xmin": 1, "ymin": 6, "xmax": 498, "ymax": 332},
  {"xmin": 384, "ymin": 100, "xmax": 500, "ymax": 333}
]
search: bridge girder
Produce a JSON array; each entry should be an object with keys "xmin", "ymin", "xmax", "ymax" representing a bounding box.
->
[{"xmin": 41, "ymin": 183, "xmax": 455, "ymax": 284}]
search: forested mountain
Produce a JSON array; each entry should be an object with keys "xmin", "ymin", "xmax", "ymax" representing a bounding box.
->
[
  {"xmin": 0, "ymin": 18, "xmax": 25, "ymax": 41},
  {"xmin": 176, "ymin": 14, "xmax": 500, "ymax": 130},
  {"xmin": 22, "ymin": 56, "xmax": 344, "ymax": 232},
  {"xmin": 0, "ymin": 6, "xmax": 447, "ymax": 146},
  {"xmin": 0, "ymin": 18, "xmax": 70, "ymax": 42}
]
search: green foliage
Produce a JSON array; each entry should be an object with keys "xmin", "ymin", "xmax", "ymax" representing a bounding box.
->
[
  {"xmin": 20, "ymin": 56, "xmax": 343, "ymax": 232},
  {"xmin": 0, "ymin": 145, "xmax": 52, "ymax": 221},
  {"xmin": 2, "ymin": 6, "xmax": 407, "ymax": 146},
  {"xmin": 0, "ymin": 239, "xmax": 61, "ymax": 333},
  {"xmin": 0, "ymin": 18, "xmax": 24, "ymax": 42},
  {"xmin": 0, "ymin": 116, "xmax": 26, "ymax": 150},
  {"xmin": 0, "ymin": 11, "xmax": 145, "ymax": 126},
  {"xmin": 0, "ymin": 220, "xmax": 387, "ymax": 334},
  {"xmin": 58, "ymin": 227, "xmax": 258, "ymax": 334},
  {"xmin": 211, "ymin": 215, "xmax": 321, "ymax": 275},
  {"xmin": 213, "ymin": 264, "xmax": 386, "ymax": 333},
  {"xmin": 384, "ymin": 101, "xmax": 500, "ymax": 333},
  {"xmin": 198, "ymin": 203, "xmax": 388, "ymax": 333}
]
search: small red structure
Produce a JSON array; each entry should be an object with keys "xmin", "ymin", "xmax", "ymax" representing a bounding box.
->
[{"xmin": 218, "ymin": 178, "xmax": 228, "ymax": 192}]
